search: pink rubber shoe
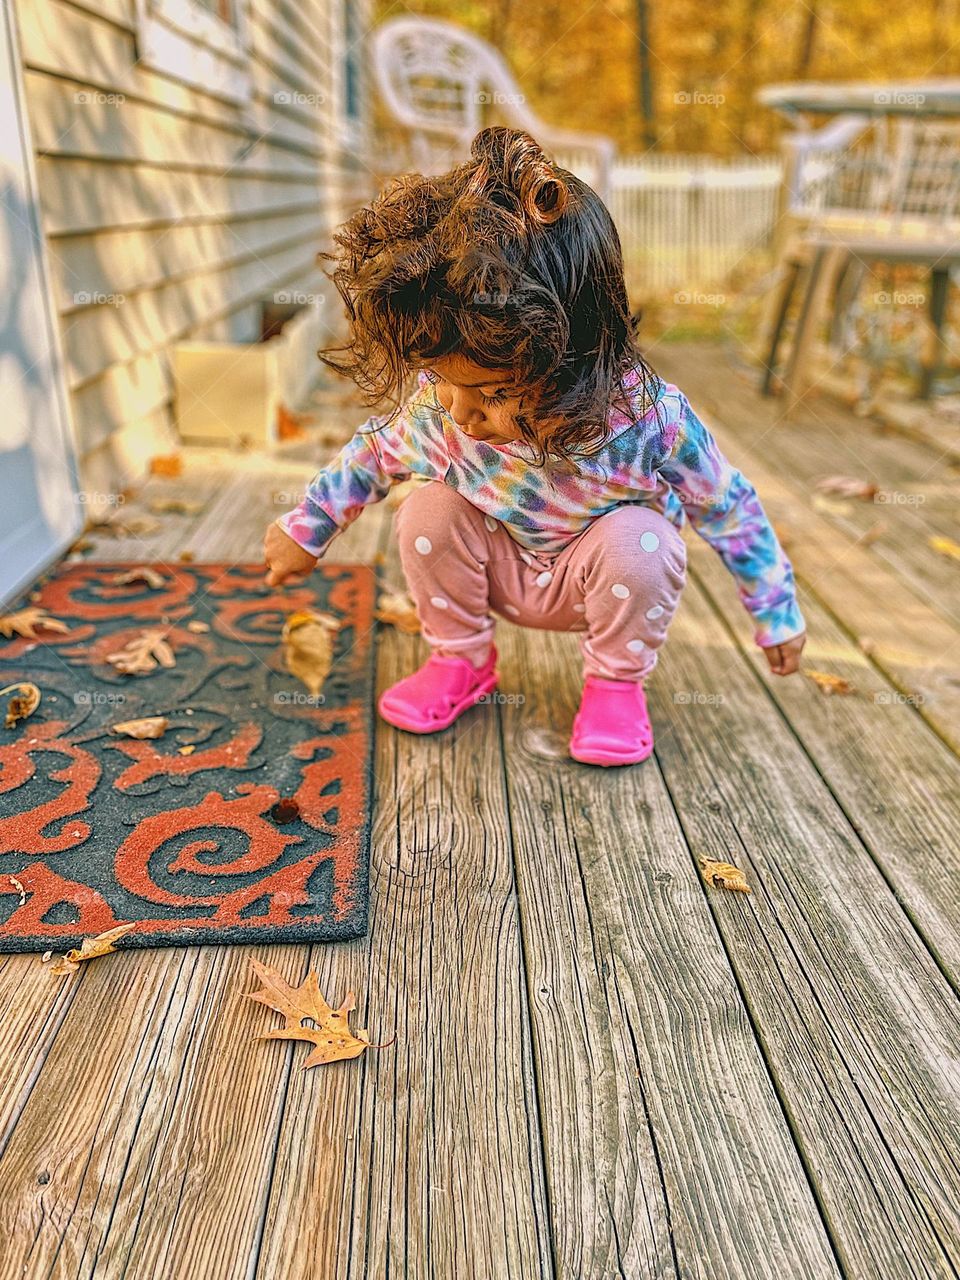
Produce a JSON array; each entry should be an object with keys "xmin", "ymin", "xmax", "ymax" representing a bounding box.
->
[
  {"xmin": 378, "ymin": 646, "xmax": 499, "ymax": 734},
  {"xmin": 569, "ymin": 675, "xmax": 654, "ymax": 766}
]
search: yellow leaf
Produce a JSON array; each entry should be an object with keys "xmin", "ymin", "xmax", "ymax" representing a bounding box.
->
[
  {"xmin": 111, "ymin": 715, "xmax": 169, "ymax": 739},
  {"xmin": 698, "ymin": 857, "xmax": 751, "ymax": 894},
  {"xmin": 111, "ymin": 567, "xmax": 167, "ymax": 589},
  {"xmin": 374, "ymin": 589, "xmax": 421, "ymax": 635},
  {"xmin": 106, "ymin": 628, "xmax": 176, "ymax": 675},
  {"xmin": 929, "ymin": 535, "xmax": 960, "ymax": 562},
  {"xmin": 281, "ymin": 610, "xmax": 340, "ymax": 696},
  {"xmin": 245, "ymin": 959, "xmax": 393, "ymax": 1069},
  {"xmin": 803, "ymin": 669, "xmax": 857, "ymax": 696},
  {"xmin": 49, "ymin": 922, "xmax": 138, "ymax": 975}
]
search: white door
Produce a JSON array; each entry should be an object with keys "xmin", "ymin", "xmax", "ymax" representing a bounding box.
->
[{"xmin": 0, "ymin": 0, "xmax": 81, "ymax": 607}]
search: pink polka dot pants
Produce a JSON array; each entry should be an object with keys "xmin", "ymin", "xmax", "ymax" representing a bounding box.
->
[{"xmin": 394, "ymin": 481, "xmax": 687, "ymax": 683}]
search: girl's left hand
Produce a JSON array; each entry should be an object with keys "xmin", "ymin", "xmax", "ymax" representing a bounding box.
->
[{"xmin": 763, "ymin": 632, "xmax": 806, "ymax": 676}]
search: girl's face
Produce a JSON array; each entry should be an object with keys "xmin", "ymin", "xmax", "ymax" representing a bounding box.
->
[{"xmin": 421, "ymin": 355, "xmax": 524, "ymax": 445}]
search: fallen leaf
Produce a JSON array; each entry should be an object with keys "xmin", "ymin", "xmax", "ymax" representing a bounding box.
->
[
  {"xmin": 106, "ymin": 628, "xmax": 176, "ymax": 675},
  {"xmin": 87, "ymin": 516, "xmax": 162, "ymax": 538},
  {"xmin": 111, "ymin": 715, "xmax": 169, "ymax": 739},
  {"xmin": 149, "ymin": 453, "xmax": 184, "ymax": 477},
  {"xmin": 930, "ymin": 535, "xmax": 960, "ymax": 563},
  {"xmin": 7, "ymin": 875, "xmax": 26, "ymax": 906},
  {"xmin": 803, "ymin": 669, "xmax": 857, "ymax": 696},
  {"xmin": 698, "ymin": 857, "xmax": 751, "ymax": 894},
  {"xmin": 49, "ymin": 922, "xmax": 138, "ymax": 974},
  {"xmin": 178, "ymin": 744, "xmax": 196, "ymax": 755},
  {"xmin": 111, "ymin": 567, "xmax": 167, "ymax": 589},
  {"xmin": 186, "ymin": 620, "xmax": 210, "ymax": 633},
  {"xmin": 149, "ymin": 497, "xmax": 205, "ymax": 515},
  {"xmin": 245, "ymin": 959, "xmax": 393, "ymax": 1069},
  {"xmin": 0, "ymin": 607, "xmax": 69, "ymax": 640},
  {"xmin": 815, "ymin": 475, "xmax": 879, "ymax": 501},
  {"xmin": 277, "ymin": 402, "xmax": 315, "ymax": 440},
  {"xmin": 179, "ymin": 550, "xmax": 196, "ymax": 562},
  {"xmin": 1, "ymin": 682, "xmax": 42, "ymax": 728},
  {"xmin": 281, "ymin": 610, "xmax": 340, "ymax": 696},
  {"xmin": 375, "ymin": 589, "xmax": 421, "ymax": 635}
]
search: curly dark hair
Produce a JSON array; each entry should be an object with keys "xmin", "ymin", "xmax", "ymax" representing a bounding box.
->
[{"xmin": 314, "ymin": 125, "xmax": 664, "ymax": 464}]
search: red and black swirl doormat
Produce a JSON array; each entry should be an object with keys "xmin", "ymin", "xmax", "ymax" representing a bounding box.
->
[{"xmin": 0, "ymin": 561, "xmax": 377, "ymax": 953}]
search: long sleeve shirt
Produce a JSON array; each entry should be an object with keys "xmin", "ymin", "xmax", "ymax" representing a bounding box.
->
[{"xmin": 277, "ymin": 367, "xmax": 806, "ymax": 648}]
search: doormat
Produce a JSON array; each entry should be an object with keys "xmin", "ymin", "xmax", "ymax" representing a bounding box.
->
[{"xmin": 0, "ymin": 561, "xmax": 377, "ymax": 953}]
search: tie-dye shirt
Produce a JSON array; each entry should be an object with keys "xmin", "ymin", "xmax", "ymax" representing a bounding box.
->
[{"xmin": 277, "ymin": 366, "xmax": 806, "ymax": 648}]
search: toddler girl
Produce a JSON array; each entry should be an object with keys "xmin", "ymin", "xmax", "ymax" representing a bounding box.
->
[{"xmin": 263, "ymin": 127, "xmax": 806, "ymax": 766}]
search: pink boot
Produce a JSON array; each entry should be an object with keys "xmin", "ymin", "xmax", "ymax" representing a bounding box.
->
[
  {"xmin": 569, "ymin": 675, "xmax": 654, "ymax": 766},
  {"xmin": 378, "ymin": 646, "xmax": 499, "ymax": 734}
]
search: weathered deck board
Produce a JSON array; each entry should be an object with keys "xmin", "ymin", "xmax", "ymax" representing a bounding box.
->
[
  {"xmin": 257, "ymin": 506, "xmax": 552, "ymax": 1280},
  {"xmin": 495, "ymin": 622, "xmax": 840, "ymax": 1279},
  {"xmin": 687, "ymin": 532, "xmax": 960, "ymax": 988},
  {"xmin": 651, "ymin": 565, "xmax": 960, "ymax": 1278}
]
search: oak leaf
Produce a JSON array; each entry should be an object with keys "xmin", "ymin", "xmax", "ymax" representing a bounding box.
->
[
  {"xmin": 0, "ymin": 607, "xmax": 69, "ymax": 640},
  {"xmin": 698, "ymin": 857, "xmax": 751, "ymax": 894},
  {"xmin": 48, "ymin": 922, "xmax": 138, "ymax": 974},
  {"xmin": 111, "ymin": 715, "xmax": 169, "ymax": 739},
  {"xmin": 106, "ymin": 628, "xmax": 176, "ymax": 675},
  {"xmin": 281, "ymin": 609, "xmax": 340, "ymax": 696},
  {"xmin": 245, "ymin": 959, "xmax": 392, "ymax": 1069}
]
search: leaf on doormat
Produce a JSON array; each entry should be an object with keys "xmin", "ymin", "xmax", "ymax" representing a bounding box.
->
[
  {"xmin": 106, "ymin": 628, "xmax": 176, "ymax": 675},
  {"xmin": 814, "ymin": 475, "xmax": 879, "ymax": 501},
  {"xmin": 111, "ymin": 567, "xmax": 167, "ymax": 589},
  {"xmin": 929, "ymin": 534, "xmax": 960, "ymax": 562},
  {"xmin": 803, "ymin": 669, "xmax": 857, "ymax": 696},
  {"xmin": 111, "ymin": 715, "xmax": 169, "ymax": 739},
  {"xmin": 1, "ymin": 682, "xmax": 42, "ymax": 729},
  {"xmin": 47, "ymin": 922, "xmax": 138, "ymax": 975},
  {"xmin": 0, "ymin": 607, "xmax": 69, "ymax": 640},
  {"xmin": 245, "ymin": 959, "xmax": 393, "ymax": 1069},
  {"xmin": 374, "ymin": 589, "xmax": 421, "ymax": 635},
  {"xmin": 698, "ymin": 857, "xmax": 751, "ymax": 894},
  {"xmin": 7, "ymin": 875, "xmax": 26, "ymax": 906},
  {"xmin": 186, "ymin": 620, "xmax": 210, "ymax": 633},
  {"xmin": 281, "ymin": 609, "xmax": 340, "ymax": 696}
]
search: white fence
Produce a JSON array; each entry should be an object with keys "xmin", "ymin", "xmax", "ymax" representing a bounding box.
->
[{"xmin": 557, "ymin": 151, "xmax": 784, "ymax": 294}]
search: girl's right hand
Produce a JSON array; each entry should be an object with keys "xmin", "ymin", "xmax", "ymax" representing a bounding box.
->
[{"xmin": 263, "ymin": 519, "xmax": 319, "ymax": 586}]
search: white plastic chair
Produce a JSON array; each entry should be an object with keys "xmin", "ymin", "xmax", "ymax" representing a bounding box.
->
[{"xmin": 369, "ymin": 16, "xmax": 615, "ymax": 201}]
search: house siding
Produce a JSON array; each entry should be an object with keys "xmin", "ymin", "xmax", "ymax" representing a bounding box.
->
[{"xmin": 14, "ymin": 0, "xmax": 375, "ymax": 505}]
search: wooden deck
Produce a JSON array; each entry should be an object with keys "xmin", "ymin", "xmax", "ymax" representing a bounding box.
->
[{"xmin": 2, "ymin": 339, "xmax": 960, "ymax": 1279}]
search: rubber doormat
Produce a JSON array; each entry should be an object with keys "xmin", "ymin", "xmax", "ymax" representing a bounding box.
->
[{"xmin": 0, "ymin": 561, "xmax": 376, "ymax": 952}]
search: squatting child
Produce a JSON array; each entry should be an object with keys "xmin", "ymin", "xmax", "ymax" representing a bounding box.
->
[{"xmin": 263, "ymin": 126, "xmax": 807, "ymax": 766}]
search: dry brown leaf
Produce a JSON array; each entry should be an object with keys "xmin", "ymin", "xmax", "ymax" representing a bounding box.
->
[
  {"xmin": 1, "ymin": 682, "xmax": 42, "ymax": 728},
  {"xmin": 149, "ymin": 453, "xmax": 183, "ymax": 477},
  {"xmin": 111, "ymin": 715, "xmax": 169, "ymax": 739},
  {"xmin": 0, "ymin": 607, "xmax": 69, "ymax": 639},
  {"xmin": 112, "ymin": 567, "xmax": 167, "ymax": 589},
  {"xmin": 106, "ymin": 628, "xmax": 176, "ymax": 675},
  {"xmin": 281, "ymin": 609, "xmax": 340, "ymax": 696},
  {"xmin": 245, "ymin": 959, "xmax": 392, "ymax": 1069},
  {"xmin": 179, "ymin": 550, "xmax": 196, "ymax": 562},
  {"xmin": 929, "ymin": 535, "xmax": 960, "ymax": 563},
  {"xmin": 815, "ymin": 475, "xmax": 879, "ymax": 501},
  {"xmin": 7, "ymin": 875, "xmax": 26, "ymax": 906},
  {"xmin": 149, "ymin": 497, "xmax": 205, "ymax": 515},
  {"xmin": 374, "ymin": 589, "xmax": 421, "ymax": 635},
  {"xmin": 49, "ymin": 922, "xmax": 138, "ymax": 975},
  {"xmin": 803, "ymin": 669, "xmax": 857, "ymax": 696},
  {"xmin": 186, "ymin": 620, "xmax": 210, "ymax": 633},
  {"xmin": 698, "ymin": 857, "xmax": 751, "ymax": 894}
]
